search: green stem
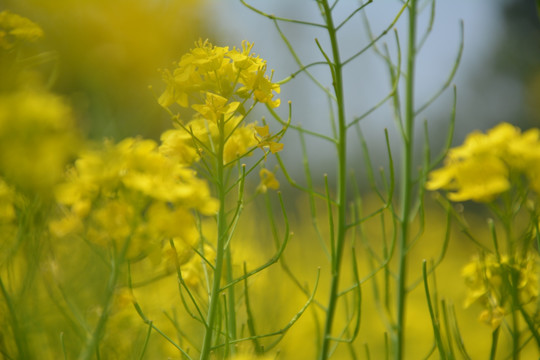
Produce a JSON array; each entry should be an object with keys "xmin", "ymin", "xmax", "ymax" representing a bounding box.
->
[
  {"xmin": 200, "ymin": 115, "xmax": 231, "ymax": 360},
  {"xmin": 225, "ymin": 245, "xmax": 237, "ymax": 341},
  {"xmin": 395, "ymin": 1, "xmax": 417, "ymax": 359},
  {"xmin": 78, "ymin": 238, "xmax": 130, "ymax": 360},
  {"xmin": 318, "ymin": 1, "xmax": 348, "ymax": 359},
  {"xmin": 489, "ymin": 327, "xmax": 500, "ymax": 360},
  {"xmin": 507, "ymin": 229, "xmax": 519, "ymax": 360}
]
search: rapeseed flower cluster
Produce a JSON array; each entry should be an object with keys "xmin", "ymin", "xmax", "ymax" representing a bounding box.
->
[
  {"xmin": 462, "ymin": 252, "xmax": 539, "ymax": 329},
  {"xmin": 51, "ymin": 137, "xmax": 218, "ymax": 261},
  {"xmin": 427, "ymin": 122, "xmax": 540, "ymax": 202},
  {"xmin": 0, "ymin": 89, "xmax": 80, "ymax": 195},
  {"xmin": 158, "ymin": 39, "xmax": 284, "ymax": 168},
  {"xmin": 159, "ymin": 39, "xmax": 280, "ymax": 109},
  {"xmin": 0, "ymin": 10, "xmax": 43, "ymax": 50}
]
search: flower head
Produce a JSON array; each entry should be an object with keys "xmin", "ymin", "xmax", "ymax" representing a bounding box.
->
[
  {"xmin": 0, "ymin": 11, "xmax": 43, "ymax": 50},
  {"xmin": 51, "ymin": 137, "xmax": 217, "ymax": 260},
  {"xmin": 427, "ymin": 122, "xmax": 540, "ymax": 202},
  {"xmin": 158, "ymin": 39, "xmax": 285, "ymax": 168},
  {"xmin": 0, "ymin": 89, "xmax": 80, "ymax": 194},
  {"xmin": 159, "ymin": 39, "xmax": 280, "ymax": 111},
  {"xmin": 462, "ymin": 252, "xmax": 539, "ymax": 328},
  {"xmin": 255, "ymin": 125, "xmax": 284, "ymax": 155},
  {"xmin": 257, "ymin": 168, "xmax": 280, "ymax": 193}
]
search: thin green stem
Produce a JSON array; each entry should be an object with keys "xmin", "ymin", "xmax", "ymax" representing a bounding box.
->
[
  {"xmin": 394, "ymin": 1, "xmax": 417, "ymax": 359},
  {"xmin": 0, "ymin": 276, "xmax": 30, "ymax": 360},
  {"xmin": 318, "ymin": 0, "xmax": 348, "ymax": 359},
  {"xmin": 200, "ymin": 115, "xmax": 231, "ymax": 360},
  {"xmin": 225, "ymin": 244, "xmax": 237, "ymax": 341},
  {"xmin": 78, "ymin": 238, "xmax": 130, "ymax": 360},
  {"xmin": 489, "ymin": 327, "xmax": 500, "ymax": 360}
]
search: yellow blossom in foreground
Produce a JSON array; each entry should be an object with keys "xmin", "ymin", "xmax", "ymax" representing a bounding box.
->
[
  {"xmin": 51, "ymin": 137, "xmax": 217, "ymax": 260},
  {"xmin": 427, "ymin": 122, "xmax": 540, "ymax": 202},
  {"xmin": 159, "ymin": 127, "xmax": 201, "ymax": 165},
  {"xmin": 0, "ymin": 10, "xmax": 43, "ymax": 50},
  {"xmin": 0, "ymin": 89, "xmax": 80, "ymax": 194}
]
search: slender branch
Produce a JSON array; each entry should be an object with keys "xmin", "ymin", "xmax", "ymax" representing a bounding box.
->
[{"xmin": 240, "ymin": 0, "xmax": 327, "ymax": 28}]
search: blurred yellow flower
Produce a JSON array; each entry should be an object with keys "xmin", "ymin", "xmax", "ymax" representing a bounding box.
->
[
  {"xmin": 0, "ymin": 10, "xmax": 43, "ymax": 50},
  {"xmin": 159, "ymin": 127, "xmax": 201, "ymax": 165},
  {"xmin": 51, "ymin": 137, "xmax": 217, "ymax": 260},
  {"xmin": 427, "ymin": 122, "xmax": 540, "ymax": 202},
  {"xmin": 0, "ymin": 88, "xmax": 80, "ymax": 194},
  {"xmin": 462, "ymin": 252, "xmax": 539, "ymax": 328},
  {"xmin": 427, "ymin": 156, "xmax": 510, "ymax": 202},
  {"xmin": 479, "ymin": 306, "xmax": 505, "ymax": 330},
  {"xmin": 257, "ymin": 168, "xmax": 280, "ymax": 193},
  {"xmin": 0, "ymin": 178, "xmax": 16, "ymax": 222},
  {"xmin": 224, "ymin": 120, "xmax": 257, "ymax": 163}
]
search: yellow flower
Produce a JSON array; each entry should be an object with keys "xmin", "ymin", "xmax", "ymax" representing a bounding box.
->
[
  {"xmin": 158, "ymin": 39, "xmax": 285, "ymax": 167},
  {"xmin": 426, "ymin": 155, "xmax": 510, "ymax": 202},
  {"xmin": 257, "ymin": 168, "xmax": 280, "ymax": 193},
  {"xmin": 52, "ymin": 137, "xmax": 217, "ymax": 260},
  {"xmin": 479, "ymin": 306, "xmax": 505, "ymax": 330},
  {"xmin": 228, "ymin": 40, "xmax": 265, "ymax": 71},
  {"xmin": 223, "ymin": 120, "xmax": 257, "ymax": 163},
  {"xmin": 183, "ymin": 38, "xmax": 229, "ymax": 72},
  {"xmin": 49, "ymin": 212, "xmax": 83, "ymax": 238},
  {"xmin": 180, "ymin": 244, "xmax": 216, "ymax": 288},
  {"xmin": 426, "ymin": 122, "xmax": 540, "ymax": 202},
  {"xmin": 191, "ymin": 92, "xmax": 240, "ymax": 123},
  {"xmin": 159, "ymin": 39, "xmax": 280, "ymax": 111},
  {"xmin": 240, "ymin": 67, "xmax": 281, "ymax": 108},
  {"xmin": 462, "ymin": 252, "xmax": 539, "ymax": 328},
  {"xmin": 255, "ymin": 125, "xmax": 284, "ymax": 155},
  {"xmin": 0, "ymin": 89, "xmax": 80, "ymax": 194},
  {"xmin": 0, "ymin": 10, "xmax": 43, "ymax": 50},
  {"xmin": 159, "ymin": 127, "xmax": 201, "ymax": 165},
  {"xmin": 161, "ymin": 237, "xmax": 196, "ymax": 271}
]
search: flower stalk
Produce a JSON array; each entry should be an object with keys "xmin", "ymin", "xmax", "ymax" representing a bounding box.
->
[
  {"xmin": 394, "ymin": 0, "xmax": 417, "ymax": 358},
  {"xmin": 318, "ymin": 0, "xmax": 348, "ymax": 359},
  {"xmin": 200, "ymin": 114, "xmax": 236, "ymax": 360}
]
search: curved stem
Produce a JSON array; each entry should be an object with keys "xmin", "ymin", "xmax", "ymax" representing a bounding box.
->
[{"xmin": 318, "ymin": 0, "xmax": 348, "ymax": 359}]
